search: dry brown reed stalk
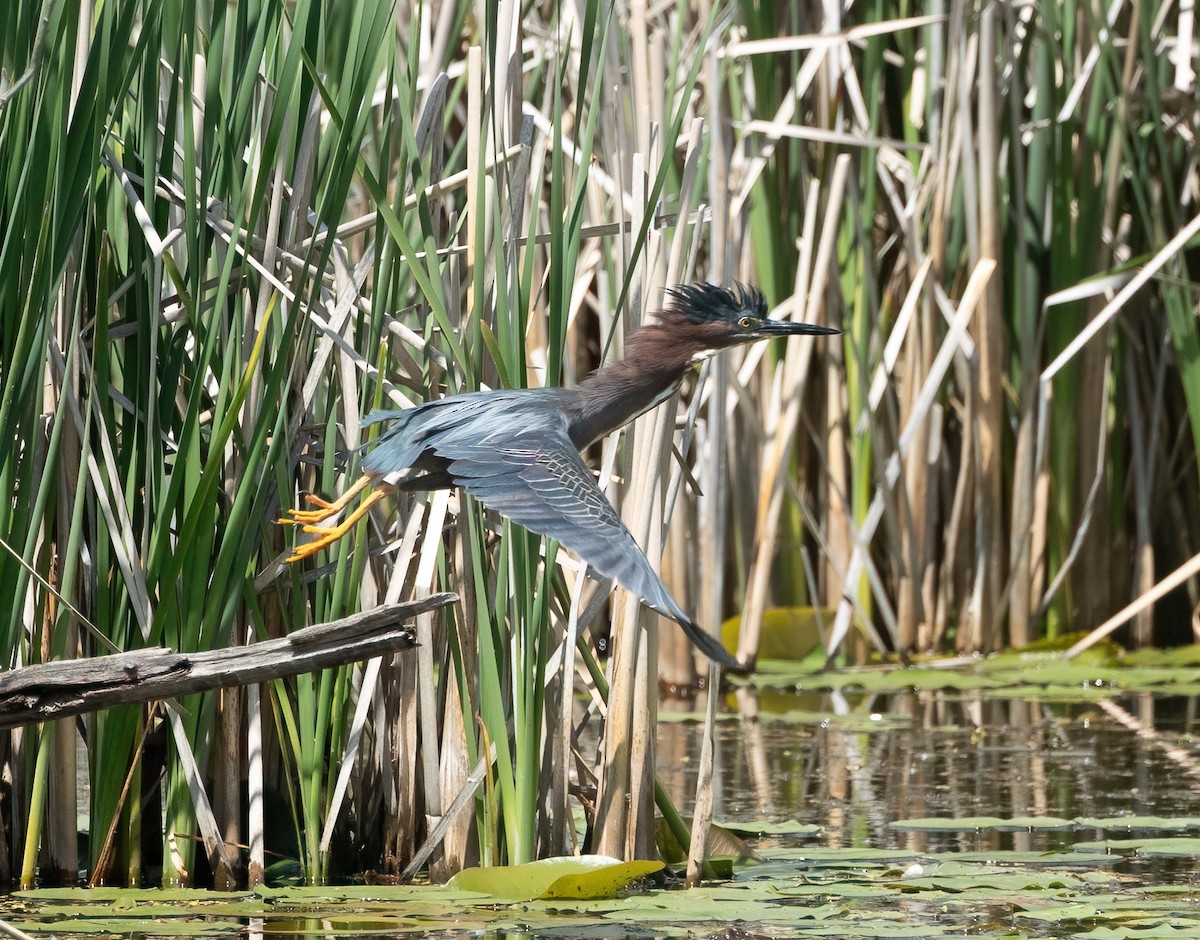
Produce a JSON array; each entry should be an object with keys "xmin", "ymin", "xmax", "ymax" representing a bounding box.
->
[
  {"xmin": 685, "ymin": 672, "xmax": 719, "ymax": 886},
  {"xmin": 658, "ymin": 116, "xmax": 707, "ymax": 684},
  {"xmin": 595, "ymin": 163, "xmax": 672, "ymax": 859},
  {"xmin": 737, "ymin": 178, "xmax": 827, "ymax": 661}
]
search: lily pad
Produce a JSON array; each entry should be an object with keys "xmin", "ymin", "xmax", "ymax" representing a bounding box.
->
[
  {"xmin": 768, "ymin": 846, "xmax": 926, "ymax": 866},
  {"xmin": 994, "ymin": 817, "xmax": 1077, "ymax": 831},
  {"xmin": 1123, "ymin": 644, "xmax": 1200, "ymax": 667},
  {"xmin": 948, "ymin": 850, "xmax": 1118, "ymax": 868},
  {"xmin": 771, "ymin": 709, "xmax": 913, "ymax": 730},
  {"xmin": 721, "ymin": 606, "xmax": 833, "ymax": 661},
  {"xmin": 1075, "ymin": 817, "xmax": 1200, "ymax": 832},
  {"xmin": 739, "ymin": 648, "xmax": 1200, "ymax": 699},
  {"xmin": 1070, "ymin": 927, "xmax": 1200, "ymax": 939},
  {"xmin": 655, "ymin": 818, "xmax": 756, "ymax": 865},
  {"xmin": 1072, "ymin": 838, "xmax": 1200, "ymax": 857},
  {"xmin": 15, "ymin": 887, "xmax": 251, "ymax": 902},
  {"xmin": 716, "ymin": 819, "xmax": 823, "ymax": 836},
  {"xmin": 890, "ymin": 816, "xmax": 1008, "ymax": 832},
  {"xmin": 884, "ymin": 859, "xmax": 1114, "ymax": 892},
  {"xmin": 448, "ymin": 855, "xmax": 664, "ymax": 900},
  {"xmin": 2, "ymin": 918, "xmax": 241, "ymax": 934},
  {"xmin": 256, "ymin": 883, "xmax": 481, "ymax": 902},
  {"xmin": 597, "ymin": 895, "xmax": 845, "ymax": 925},
  {"xmin": 1015, "ymin": 897, "xmax": 1197, "ymax": 922}
]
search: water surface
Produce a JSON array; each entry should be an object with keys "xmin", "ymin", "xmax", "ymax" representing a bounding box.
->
[{"xmin": 6, "ymin": 686, "xmax": 1200, "ymax": 938}]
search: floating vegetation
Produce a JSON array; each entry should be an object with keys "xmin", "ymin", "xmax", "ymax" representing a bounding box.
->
[
  {"xmin": 8, "ymin": 692, "xmax": 1200, "ymax": 938},
  {"xmin": 737, "ymin": 655, "xmax": 1200, "ymax": 699},
  {"xmin": 5, "ymin": 833, "xmax": 1199, "ymax": 938}
]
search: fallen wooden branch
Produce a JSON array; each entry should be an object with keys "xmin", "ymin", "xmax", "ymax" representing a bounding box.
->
[{"xmin": 0, "ymin": 593, "xmax": 457, "ymax": 729}]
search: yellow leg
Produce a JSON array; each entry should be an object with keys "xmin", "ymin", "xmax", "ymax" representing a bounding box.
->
[
  {"xmin": 278, "ymin": 474, "xmax": 373, "ymax": 526},
  {"xmin": 285, "ymin": 487, "xmax": 389, "ymax": 562}
]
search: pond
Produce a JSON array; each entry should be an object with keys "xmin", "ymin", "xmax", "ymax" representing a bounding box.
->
[{"xmin": 4, "ymin": 677, "xmax": 1200, "ymax": 938}]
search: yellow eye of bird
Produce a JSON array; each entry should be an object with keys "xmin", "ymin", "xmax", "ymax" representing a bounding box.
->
[{"xmin": 739, "ymin": 316, "xmax": 753, "ymax": 329}]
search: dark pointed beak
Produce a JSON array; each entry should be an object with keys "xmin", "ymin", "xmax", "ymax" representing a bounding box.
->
[{"xmin": 753, "ymin": 318, "xmax": 841, "ymax": 338}]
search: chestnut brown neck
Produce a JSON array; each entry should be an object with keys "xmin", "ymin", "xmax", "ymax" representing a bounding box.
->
[{"xmin": 566, "ymin": 319, "xmax": 718, "ymax": 449}]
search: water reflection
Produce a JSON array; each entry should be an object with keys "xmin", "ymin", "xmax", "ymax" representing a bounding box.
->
[{"xmin": 659, "ymin": 690, "xmax": 1200, "ymax": 859}]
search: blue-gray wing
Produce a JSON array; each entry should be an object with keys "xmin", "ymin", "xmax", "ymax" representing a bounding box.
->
[{"xmin": 442, "ymin": 430, "xmax": 735, "ymax": 667}]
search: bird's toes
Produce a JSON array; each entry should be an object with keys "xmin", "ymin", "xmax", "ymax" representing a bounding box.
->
[
  {"xmin": 300, "ymin": 523, "xmax": 338, "ymax": 537},
  {"xmin": 281, "ymin": 508, "xmax": 335, "ymax": 524},
  {"xmin": 278, "ymin": 512, "xmax": 320, "ymax": 525},
  {"xmin": 284, "ymin": 544, "xmax": 316, "ymax": 562},
  {"xmin": 285, "ymin": 536, "xmax": 336, "ymax": 562}
]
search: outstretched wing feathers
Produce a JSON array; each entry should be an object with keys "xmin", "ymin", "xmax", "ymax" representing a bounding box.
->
[
  {"xmin": 445, "ymin": 435, "xmax": 674, "ymax": 611},
  {"xmin": 361, "ymin": 403, "xmax": 737, "ymax": 667}
]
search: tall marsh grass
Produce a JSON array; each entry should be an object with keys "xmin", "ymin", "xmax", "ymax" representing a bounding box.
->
[{"xmin": 1, "ymin": 0, "xmax": 1197, "ymax": 887}]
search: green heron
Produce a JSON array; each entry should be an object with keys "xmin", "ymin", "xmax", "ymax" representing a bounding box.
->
[{"xmin": 281, "ymin": 283, "xmax": 839, "ymax": 667}]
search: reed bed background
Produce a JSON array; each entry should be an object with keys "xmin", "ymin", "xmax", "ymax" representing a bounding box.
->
[{"xmin": 1, "ymin": 0, "xmax": 1198, "ymax": 890}]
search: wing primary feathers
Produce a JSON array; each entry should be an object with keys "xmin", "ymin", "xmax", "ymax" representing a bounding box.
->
[
  {"xmin": 356, "ymin": 400, "xmax": 737, "ymax": 667},
  {"xmin": 677, "ymin": 617, "xmax": 738, "ymax": 669}
]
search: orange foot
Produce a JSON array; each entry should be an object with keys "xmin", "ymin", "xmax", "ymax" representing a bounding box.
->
[
  {"xmin": 282, "ymin": 482, "xmax": 388, "ymax": 562},
  {"xmin": 278, "ymin": 475, "xmax": 372, "ymax": 527}
]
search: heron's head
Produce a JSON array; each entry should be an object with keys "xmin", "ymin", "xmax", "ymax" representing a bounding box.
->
[{"xmin": 659, "ymin": 283, "xmax": 840, "ymax": 363}]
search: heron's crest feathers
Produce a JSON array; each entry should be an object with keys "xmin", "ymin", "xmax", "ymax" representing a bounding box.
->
[{"xmin": 663, "ymin": 282, "xmax": 767, "ymax": 324}]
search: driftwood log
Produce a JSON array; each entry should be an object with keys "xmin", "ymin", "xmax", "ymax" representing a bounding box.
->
[{"xmin": 0, "ymin": 593, "xmax": 457, "ymax": 729}]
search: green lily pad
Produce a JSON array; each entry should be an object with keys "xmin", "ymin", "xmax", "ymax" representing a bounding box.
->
[
  {"xmin": 771, "ymin": 709, "xmax": 913, "ymax": 730},
  {"xmin": 256, "ymin": 883, "xmax": 480, "ymax": 902},
  {"xmin": 771, "ymin": 880, "xmax": 890, "ymax": 899},
  {"xmin": 989, "ymin": 684, "xmax": 1126, "ymax": 701},
  {"xmin": 1015, "ymin": 897, "xmax": 1197, "ymax": 922},
  {"xmin": 884, "ymin": 859, "xmax": 1116, "ymax": 893},
  {"xmin": 750, "ymin": 665, "xmax": 1006, "ymax": 693},
  {"xmin": 890, "ymin": 816, "xmax": 1008, "ymax": 832},
  {"xmin": 768, "ymin": 846, "xmax": 925, "ymax": 866},
  {"xmin": 1070, "ymin": 926, "xmax": 1200, "ymax": 939},
  {"xmin": 1123, "ymin": 644, "xmax": 1200, "ymax": 667},
  {"xmin": 15, "ymin": 887, "xmax": 251, "ymax": 902},
  {"xmin": 716, "ymin": 819, "xmax": 823, "ymax": 836},
  {"xmin": 982, "ymin": 632, "xmax": 1123, "ymax": 665},
  {"xmin": 598, "ymin": 895, "xmax": 845, "ymax": 925},
  {"xmin": 948, "ymin": 850, "xmax": 1118, "ymax": 867},
  {"xmin": 1073, "ymin": 838, "xmax": 1200, "ymax": 857},
  {"xmin": 735, "ymin": 647, "xmax": 1198, "ymax": 700},
  {"xmin": 843, "ymin": 668, "xmax": 1009, "ymax": 691},
  {"xmin": 1075, "ymin": 817, "xmax": 1200, "ymax": 832},
  {"xmin": 888, "ymin": 815, "xmax": 1077, "ymax": 833},
  {"xmin": 1, "ymin": 918, "xmax": 241, "ymax": 934},
  {"xmin": 721, "ymin": 606, "xmax": 833, "ymax": 662},
  {"xmin": 448, "ymin": 855, "xmax": 664, "ymax": 900},
  {"xmin": 792, "ymin": 921, "xmax": 1005, "ymax": 938},
  {"xmin": 655, "ymin": 818, "xmax": 757, "ymax": 866},
  {"xmin": 994, "ymin": 817, "xmax": 1077, "ymax": 831}
]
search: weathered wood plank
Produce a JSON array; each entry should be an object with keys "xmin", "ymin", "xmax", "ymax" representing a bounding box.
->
[{"xmin": 0, "ymin": 594, "xmax": 457, "ymax": 728}]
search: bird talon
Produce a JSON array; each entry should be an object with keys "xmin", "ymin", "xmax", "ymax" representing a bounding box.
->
[
  {"xmin": 284, "ymin": 533, "xmax": 341, "ymax": 563},
  {"xmin": 279, "ymin": 479, "xmax": 388, "ymax": 563},
  {"xmin": 300, "ymin": 524, "xmax": 338, "ymax": 537},
  {"xmin": 286, "ymin": 542, "xmax": 328, "ymax": 562},
  {"xmin": 283, "ymin": 506, "xmax": 338, "ymax": 524}
]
